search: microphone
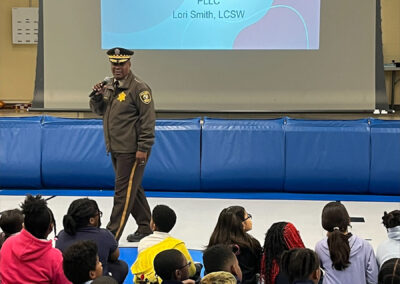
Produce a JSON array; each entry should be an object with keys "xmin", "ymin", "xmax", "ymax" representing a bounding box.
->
[{"xmin": 89, "ymin": 77, "xmax": 113, "ymax": 98}]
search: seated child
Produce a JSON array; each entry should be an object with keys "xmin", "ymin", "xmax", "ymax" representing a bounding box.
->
[
  {"xmin": 376, "ymin": 210, "xmax": 400, "ymax": 267},
  {"xmin": 207, "ymin": 206, "xmax": 261, "ymax": 284},
  {"xmin": 132, "ymin": 205, "xmax": 197, "ymax": 283},
  {"xmin": 56, "ymin": 198, "xmax": 128, "ymax": 284},
  {"xmin": 260, "ymin": 222, "xmax": 305, "ymax": 284},
  {"xmin": 201, "ymin": 272, "xmax": 238, "ymax": 284},
  {"xmin": 203, "ymin": 244, "xmax": 242, "ymax": 283},
  {"xmin": 280, "ymin": 248, "xmax": 321, "ymax": 284},
  {"xmin": 0, "ymin": 209, "xmax": 23, "ymax": 249},
  {"xmin": 0, "ymin": 194, "xmax": 70, "ymax": 283},
  {"xmin": 315, "ymin": 202, "xmax": 378, "ymax": 284},
  {"xmin": 63, "ymin": 240, "xmax": 103, "ymax": 284},
  {"xmin": 153, "ymin": 249, "xmax": 194, "ymax": 284}
]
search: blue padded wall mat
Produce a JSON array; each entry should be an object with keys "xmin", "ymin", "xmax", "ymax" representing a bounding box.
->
[
  {"xmin": 201, "ymin": 118, "xmax": 285, "ymax": 191},
  {"xmin": 41, "ymin": 116, "xmax": 115, "ymax": 188},
  {"xmin": 0, "ymin": 116, "xmax": 43, "ymax": 188},
  {"xmin": 369, "ymin": 119, "xmax": 400, "ymax": 195},
  {"xmin": 284, "ymin": 119, "xmax": 370, "ymax": 194},
  {"xmin": 142, "ymin": 119, "xmax": 201, "ymax": 191}
]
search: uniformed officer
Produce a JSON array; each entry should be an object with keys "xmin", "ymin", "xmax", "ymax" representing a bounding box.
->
[{"xmin": 90, "ymin": 47, "xmax": 155, "ymax": 242}]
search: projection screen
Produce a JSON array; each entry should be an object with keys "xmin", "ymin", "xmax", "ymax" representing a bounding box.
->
[{"xmin": 42, "ymin": 0, "xmax": 375, "ymax": 111}]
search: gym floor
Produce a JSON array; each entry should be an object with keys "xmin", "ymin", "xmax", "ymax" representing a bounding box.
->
[{"xmin": 0, "ymin": 191, "xmax": 398, "ymax": 284}]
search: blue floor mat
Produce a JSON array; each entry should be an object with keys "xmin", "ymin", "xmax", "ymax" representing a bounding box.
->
[{"xmin": 0, "ymin": 189, "xmax": 399, "ymax": 202}]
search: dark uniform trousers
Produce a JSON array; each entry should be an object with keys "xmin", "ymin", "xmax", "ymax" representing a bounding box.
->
[{"xmin": 107, "ymin": 152, "xmax": 152, "ymax": 241}]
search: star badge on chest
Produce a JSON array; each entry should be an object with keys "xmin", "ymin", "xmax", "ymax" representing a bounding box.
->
[{"xmin": 117, "ymin": 92, "xmax": 126, "ymax": 102}]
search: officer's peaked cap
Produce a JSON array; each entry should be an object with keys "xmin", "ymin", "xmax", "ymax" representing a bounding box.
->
[{"xmin": 107, "ymin": 47, "xmax": 134, "ymax": 63}]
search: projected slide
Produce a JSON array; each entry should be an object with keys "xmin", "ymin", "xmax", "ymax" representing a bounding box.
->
[{"xmin": 101, "ymin": 0, "xmax": 320, "ymax": 50}]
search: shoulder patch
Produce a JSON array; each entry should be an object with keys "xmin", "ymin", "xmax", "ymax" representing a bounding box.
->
[{"xmin": 139, "ymin": 91, "xmax": 152, "ymax": 104}]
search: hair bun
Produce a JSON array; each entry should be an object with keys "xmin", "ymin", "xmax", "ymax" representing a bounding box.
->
[
  {"xmin": 382, "ymin": 210, "xmax": 400, "ymax": 229},
  {"xmin": 63, "ymin": 214, "xmax": 77, "ymax": 235}
]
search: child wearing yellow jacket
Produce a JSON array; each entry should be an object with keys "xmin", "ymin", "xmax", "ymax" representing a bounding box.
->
[{"xmin": 131, "ymin": 205, "xmax": 196, "ymax": 283}]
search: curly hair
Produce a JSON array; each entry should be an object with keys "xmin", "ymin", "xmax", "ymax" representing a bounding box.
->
[
  {"xmin": 63, "ymin": 240, "xmax": 99, "ymax": 284},
  {"xmin": 20, "ymin": 194, "xmax": 55, "ymax": 239},
  {"xmin": 382, "ymin": 210, "xmax": 400, "ymax": 229},
  {"xmin": 201, "ymin": 271, "xmax": 237, "ymax": 284}
]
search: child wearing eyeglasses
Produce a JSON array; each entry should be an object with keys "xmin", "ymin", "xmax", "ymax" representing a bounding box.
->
[
  {"xmin": 56, "ymin": 198, "xmax": 128, "ymax": 284},
  {"xmin": 153, "ymin": 249, "xmax": 195, "ymax": 284},
  {"xmin": 206, "ymin": 206, "xmax": 262, "ymax": 284}
]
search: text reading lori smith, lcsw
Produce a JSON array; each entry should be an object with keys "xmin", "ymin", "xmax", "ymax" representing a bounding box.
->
[{"xmin": 172, "ymin": 0, "xmax": 245, "ymax": 19}]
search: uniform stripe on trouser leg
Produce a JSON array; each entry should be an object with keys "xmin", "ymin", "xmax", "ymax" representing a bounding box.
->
[{"xmin": 115, "ymin": 161, "xmax": 137, "ymax": 240}]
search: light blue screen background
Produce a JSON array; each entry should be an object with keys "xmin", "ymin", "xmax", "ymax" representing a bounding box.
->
[{"xmin": 101, "ymin": 0, "xmax": 320, "ymax": 50}]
